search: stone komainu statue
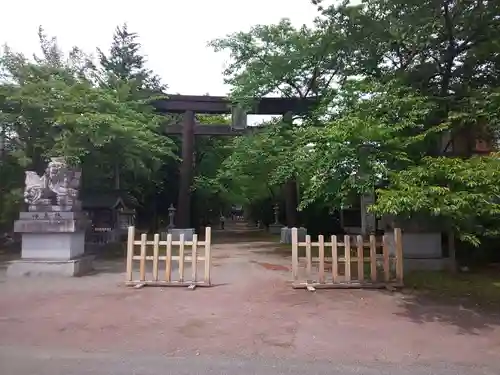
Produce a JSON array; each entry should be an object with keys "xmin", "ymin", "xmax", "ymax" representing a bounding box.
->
[{"xmin": 23, "ymin": 157, "xmax": 81, "ymax": 207}]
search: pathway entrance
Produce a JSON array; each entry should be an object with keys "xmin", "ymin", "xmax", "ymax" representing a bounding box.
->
[
  {"xmin": 211, "ymin": 219, "xmax": 265, "ymax": 242},
  {"xmin": 0, "ymin": 227, "xmax": 499, "ymax": 369}
]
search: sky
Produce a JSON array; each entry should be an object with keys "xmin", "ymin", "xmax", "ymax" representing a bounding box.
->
[{"xmin": 0, "ymin": 0, "xmax": 320, "ymax": 96}]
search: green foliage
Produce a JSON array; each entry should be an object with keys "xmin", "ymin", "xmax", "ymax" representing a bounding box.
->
[
  {"xmin": 373, "ymin": 155, "xmax": 500, "ymax": 245},
  {"xmin": 2, "ymin": 0, "xmax": 500, "ymax": 247},
  {"xmin": 2, "ymin": 54, "xmax": 172, "ymax": 159},
  {"xmin": 193, "ymin": 115, "xmax": 233, "ymax": 186},
  {"xmin": 200, "ymin": 117, "xmax": 302, "ymax": 205},
  {"xmin": 209, "ymin": 0, "xmax": 500, "ymax": 245},
  {"xmin": 0, "ymin": 58, "xmax": 173, "ymax": 167},
  {"xmin": 209, "ymin": 17, "xmax": 346, "ymax": 110},
  {"xmin": 207, "ymin": 17, "xmax": 352, "ymax": 212},
  {"xmin": 298, "ymin": 80, "xmax": 443, "ymax": 209},
  {"xmin": 318, "ymin": 0, "xmax": 500, "ymax": 90},
  {"xmin": 98, "ymin": 23, "xmax": 166, "ymax": 92},
  {"xmin": 0, "ymin": 151, "xmax": 23, "ymax": 230},
  {"xmin": 93, "ymin": 23, "xmax": 174, "ymax": 201},
  {"xmin": 0, "ymin": 27, "xmax": 175, "ymax": 228}
]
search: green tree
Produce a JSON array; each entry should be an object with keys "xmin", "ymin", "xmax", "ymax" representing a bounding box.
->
[
  {"xmin": 310, "ymin": 0, "xmax": 500, "ymax": 243},
  {"xmin": 191, "ymin": 115, "xmax": 235, "ymax": 224},
  {"xmin": 94, "ymin": 23, "xmax": 171, "ymax": 197},
  {"xmin": 210, "ymin": 17, "xmax": 347, "ymax": 113},
  {"xmin": 373, "ymin": 155, "xmax": 500, "ymax": 245},
  {"xmin": 0, "ymin": 28, "xmax": 174, "ymax": 228},
  {"xmin": 210, "ymin": 0, "xmax": 500, "ymax": 244},
  {"xmin": 98, "ymin": 23, "xmax": 166, "ymax": 92},
  {"xmin": 297, "ymin": 80, "xmax": 442, "ymax": 209},
  {"xmin": 210, "ymin": 18, "xmax": 350, "ymax": 225},
  {"xmin": 317, "ymin": 0, "xmax": 500, "ymax": 148}
]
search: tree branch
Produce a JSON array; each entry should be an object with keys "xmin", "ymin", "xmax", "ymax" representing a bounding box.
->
[{"xmin": 255, "ymin": 54, "xmax": 304, "ymax": 98}]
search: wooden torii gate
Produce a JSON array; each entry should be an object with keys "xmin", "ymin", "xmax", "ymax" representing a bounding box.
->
[{"xmin": 152, "ymin": 95, "xmax": 316, "ymax": 229}]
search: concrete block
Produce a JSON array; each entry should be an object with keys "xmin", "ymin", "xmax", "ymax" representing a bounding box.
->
[
  {"xmin": 14, "ymin": 218, "xmax": 89, "ymax": 233},
  {"xmin": 281, "ymin": 227, "xmax": 307, "ymax": 244},
  {"xmin": 160, "ymin": 228, "xmax": 195, "ymax": 241},
  {"xmin": 404, "ymin": 258, "xmax": 451, "ymax": 272},
  {"xmin": 19, "ymin": 211, "xmax": 87, "ymax": 220},
  {"xmin": 6, "ymin": 256, "xmax": 94, "ymax": 277},
  {"xmin": 385, "ymin": 232, "xmax": 443, "ymax": 258},
  {"xmin": 269, "ymin": 223, "xmax": 284, "ymax": 235},
  {"xmin": 20, "ymin": 232, "xmax": 85, "ymax": 260},
  {"xmin": 385, "ymin": 231, "xmax": 447, "ymax": 271}
]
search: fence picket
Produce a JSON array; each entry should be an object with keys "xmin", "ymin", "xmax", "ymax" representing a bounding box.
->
[
  {"xmin": 192, "ymin": 234, "xmax": 198, "ymax": 283},
  {"xmin": 139, "ymin": 233, "xmax": 147, "ymax": 281},
  {"xmin": 179, "ymin": 233, "xmax": 185, "ymax": 282},
  {"xmin": 331, "ymin": 235, "xmax": 338, "ymax": 283},
  {"xmin": 126, "ymin": 226, "xmax": 135, "ymax": 282},
  {"xmin": 152, "ymin": 233, "xmax": 160, "ymax": 281},
  {"xmin": 292, "ymin": 228, "xmax": 299, "ymax": 282},
  {"xmin": 369, "ymin": 234, "xmax": 377, "ymax": 282},
  {"xmin": 357, "ymin": 235, "xmax": 364, "ymax": 281},
  {"xmin": 383, "ymin": 235, "xmax": 390, "ymax": 282},
  {"xmin": 318, "ymin": 235, "xmax": 325, "ymax": 283},
  {"xmin": 394, "ymin": 228, "xmax": 403, "ymax": 283},
  {"xmin": 344, "ymin": 235, "xmax": 351, "ymax": 282},
  {"xmin": 305, "ymin": 235, "xmax": 312, "ymax": 280},
  {"xmin": 165, "ymin": 233, "xmax": 172, "ymax": 282},
  {"xmin": 204, "ymin": 227, "xmax": 212, "ymax": 285}
]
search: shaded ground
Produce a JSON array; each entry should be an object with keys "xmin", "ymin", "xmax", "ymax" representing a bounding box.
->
[
  {"xmin": 0, "ymin": 229, "xmax": 500, "ymax": 372},
  {"xmin": 405, "ymin": 269, "xmax": 500, "ymax": 308}
]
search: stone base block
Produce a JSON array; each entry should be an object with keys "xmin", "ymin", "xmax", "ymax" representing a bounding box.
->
[
  {"xmin": 269, "ymin": 223, "xmax": 284, "ymax": 235},
  {"xmin": 20, "ymin": 232, "xmax": 85, "ymax": 260},
  {"xmin": 281, "ymin": 227, "xmax": 307, "ymax": 244},
  {"xmin": 384, "ymin": 232, "xmax": 443, "ymax": 258},
  {"xmin": 385, "ymin": 231, "xmax": 448, "ymax": 271},
  {"xmin": 6, "ymin": 256, "xmax": 94, "ymax": 277},
  {"xmin": 160, "ymin": 228, "xmax": 195, "ymax": 241},
  {"xmin": 14, "ymin": 217, "xmax": 89, "ymax": 233},
  {"xmin": 404, "ymin": 258, "xmax": 451, "ymax": 271}
]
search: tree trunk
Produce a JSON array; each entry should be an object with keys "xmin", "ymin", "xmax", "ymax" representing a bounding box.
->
[
  {"xmin": 448, "ymin": 231, "xmax": 457, "ymax": 274},
  {"xmin": 114, "ymin": 163, "xmax": 120, "ymax": 189}
]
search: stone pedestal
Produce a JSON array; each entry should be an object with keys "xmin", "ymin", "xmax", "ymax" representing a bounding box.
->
[
  {"xmin": 161, "ymin": 228, "xmax": 195, "ymax": 241},
  {"xmin": 281, "ymin": 227, "xmax": 307, "ymax": 244},
  {"xmin": 8, "ymin": 211, "xmax": 93, "ymax": 277},
  {"xmin": 269, "ymin": 223, "xmax": 284, "ymax": 235},
  {"xmin": 9, "ymin": 157, "xmax": 93, "ymax": 277},
  {"xmin": 19, "ymin": 232, "xmax": 85, "ymax": 259},
  {"xmin": 385, "ymin": 231, "xmax": 447, "ymax": 271},
  {"xmin": 7, "ymin": 256, "xmax": 94, "ymax": 277}
]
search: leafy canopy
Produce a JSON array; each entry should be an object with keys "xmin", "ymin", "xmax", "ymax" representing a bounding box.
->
[
  {"xmin": 0, "ymin": 27, "xmax": 175, "ymax": 228},
  {"xmin": 208, "ymin": 0, "xmax": 500, "ymax": 244}
]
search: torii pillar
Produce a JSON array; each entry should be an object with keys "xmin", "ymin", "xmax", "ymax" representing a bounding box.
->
[
  {"xmin": 176, "ymin": 111, "xmax": 195, "ymax": 228},
  {"xmin": 154, "ymin": 95, "xmax": 318, "ymax": 238}
]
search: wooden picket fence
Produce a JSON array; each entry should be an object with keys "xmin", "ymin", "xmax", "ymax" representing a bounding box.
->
[
  {"xmin": 126, "ymin": 226, "xmax": 212, "ymax": 289},
  {"xmin": 291, "ymin": 227, "xmax": 403, "ymax": 290}
]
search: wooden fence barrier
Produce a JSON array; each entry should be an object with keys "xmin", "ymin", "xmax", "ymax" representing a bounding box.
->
[
  {"xmin": 126, "ymin": 226, "xmax": 212, "ymax": 289},
  {"xmin": 291, "ymin": 227, "xmax": 403, "ymax": 291}
]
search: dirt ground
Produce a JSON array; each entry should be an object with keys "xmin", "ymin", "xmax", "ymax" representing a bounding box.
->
[{"xmin": 1, "ymin": 234, "xmax": 500, "ymax": 368}]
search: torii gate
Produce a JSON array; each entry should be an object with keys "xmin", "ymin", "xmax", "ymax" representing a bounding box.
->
[{"xmin": 152, "ymin": 95, "xmax": 316, "ymax": 230}]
